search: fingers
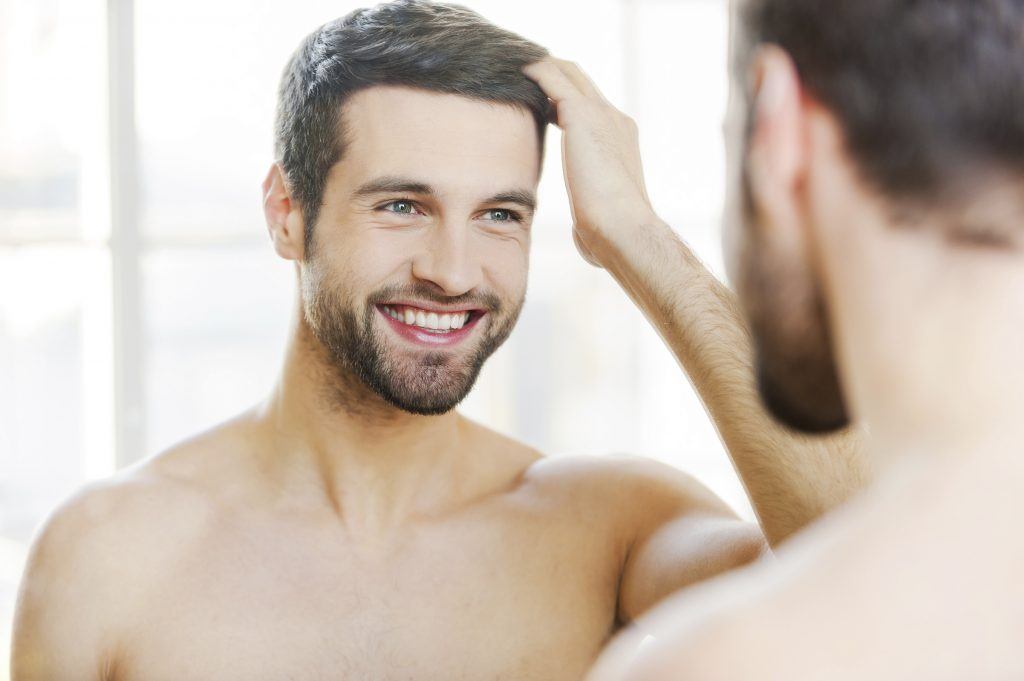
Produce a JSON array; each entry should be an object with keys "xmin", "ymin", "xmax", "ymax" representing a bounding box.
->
[
  {"xmin": 522, "ymin": 59, "xmax": 584, "ymax": 107},
  {"xmin": 551, "ymin": 58, "xmax": 609, "ymax": 103},
  {"xmin": 523, "ymin": 57, "xmax": 608, "ymax": 103},
  {"xmin": 523, "ymin": 57, "xmax": 617, "ymax": 130}
]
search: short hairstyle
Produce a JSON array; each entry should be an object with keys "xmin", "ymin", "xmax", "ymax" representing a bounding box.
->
[
  {"xmin": 274, "ymin": 0, "xmax": 551, "ymax": 252},
  {"xmin": 739, "ymin": 0, "xmax": 1024, "ymax": 209}
]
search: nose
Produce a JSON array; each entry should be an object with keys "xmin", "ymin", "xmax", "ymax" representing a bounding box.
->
[{"xmin": 410, "ymin": 220, "xmax": 483, "ymax": 297}]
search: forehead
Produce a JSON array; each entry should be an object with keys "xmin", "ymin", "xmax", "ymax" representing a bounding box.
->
[{"xmin": 334, "ymin": 85, "xmax": 541, "ymax": 194}]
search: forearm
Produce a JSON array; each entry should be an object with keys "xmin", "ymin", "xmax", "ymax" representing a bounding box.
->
[
  {"xmin": 518, "ymin": 57, "xmax": 871, "ymax": 544},
  {"xmin": 599, "ymin": 215, "xmax": 871, "ymax": 545}
]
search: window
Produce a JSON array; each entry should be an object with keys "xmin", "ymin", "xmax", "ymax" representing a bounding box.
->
[{"xmin": 1, "ymin": 0, "xmax": 112, "ymax": 671}]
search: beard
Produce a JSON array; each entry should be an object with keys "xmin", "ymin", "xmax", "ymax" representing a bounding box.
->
[
  {"xmin": 738, "ymin": 169, "xmax": 850, "ymax": 434},
  {"xmin": 747, "ymin": 278, "xmax": 849, "ymax": 434},
  {"xmin": 303, "ymin": 269, "xmax": 522, "ymax": 417}
]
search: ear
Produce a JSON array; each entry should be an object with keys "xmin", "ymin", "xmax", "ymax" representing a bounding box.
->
[
  {"xmin": 262, "ymin": 163, "xmax": 306, "ymax": 261},
  {"xmin": 745, "ymin": 45, "xmax": 809, "ymax": 252}
]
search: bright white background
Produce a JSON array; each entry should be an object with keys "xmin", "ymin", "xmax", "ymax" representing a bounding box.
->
[{"xmin": 0, "ymin": 0, "xmax": 738, "ymax": 672}]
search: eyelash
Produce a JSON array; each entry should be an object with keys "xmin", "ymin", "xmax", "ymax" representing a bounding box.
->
[
  {"xmin": 378, "ymin": 199, "xmax": 424, "ymax": 216},
  {"xmin": 377, "ymin": 200, "xmax": 524, "ymax": 224},
  {"xmin": 481, "ymin": 208, "xmax": 524, "ymax": 224}
]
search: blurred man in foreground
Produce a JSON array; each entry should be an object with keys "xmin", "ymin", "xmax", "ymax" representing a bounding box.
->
[{"xmin": 522, "ymin": 0, "xmax": 1024, "ymax": 678}]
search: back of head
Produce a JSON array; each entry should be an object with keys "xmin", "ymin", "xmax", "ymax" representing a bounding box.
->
[
  {"xmin": 275, "ymin": 0, "xmax": 550, "ymax": 244},
  {"xmin": 729, "ymin": 0, "xmax": 1024, "ymax": 435},
  {"xmin": 739, "ymin": 0, "xmax": 1024, "ymax": 239}
]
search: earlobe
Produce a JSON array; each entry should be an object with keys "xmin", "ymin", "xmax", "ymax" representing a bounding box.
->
[{"xmin": 262, "ymin": 163, "xmax": 305, "ymax": 261}]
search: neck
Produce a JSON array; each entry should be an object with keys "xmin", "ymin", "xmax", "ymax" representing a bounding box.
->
[
  {"xmin": 255, "ymin": 309, "xmax": 473, "ymax": 533},
  {"xmin": 848, "ymin": 302, "xmax": 1024, "ymax": 481},
  {"xmin": 859, "ymin": 406, "xmax": 1024, "ymax": 529}
]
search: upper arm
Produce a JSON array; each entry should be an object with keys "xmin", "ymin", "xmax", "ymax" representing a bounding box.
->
[
  {"xmin": 613, "ymin": 458, "xmax": 767, "ymax": 622},
  {"xmin": 590, "ymin": 545, "xmax": 792, "ymax": 681},
  {"xmin": 11, "ymin": 484, "xmax": 134, "ymax": 681}
]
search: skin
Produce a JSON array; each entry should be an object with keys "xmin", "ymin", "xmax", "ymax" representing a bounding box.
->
[
  {"xmin": 521, "ymin": 59, "xmax": 870, "ymax": 547},
  {"xmin": 510, "ymin": 7, "xmax": 1024, "ymax": 681},
  {"xmin": 12, "ymin": 82, "xmax": 864, "ymax": 680}
]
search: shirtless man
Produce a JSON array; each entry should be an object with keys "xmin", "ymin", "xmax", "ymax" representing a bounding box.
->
[
  {"xmin": 517, "ymin": 0, "xmax": 1024, "ymax": 678},
  {"xmin": 11, "ymin": 2, "xmax": 865, "ymax": 679}
]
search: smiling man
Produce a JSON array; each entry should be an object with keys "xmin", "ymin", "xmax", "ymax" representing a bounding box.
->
[{"xmin": 12, "ymin": 2, "xmax": 866, "ymax": 679}]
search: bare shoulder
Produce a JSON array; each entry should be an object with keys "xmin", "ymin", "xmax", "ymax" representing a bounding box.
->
[
  {"xmin": 11, "ymin": 421, "xmax": 244, "ymax": 679},
  {"xmin": 454, "ymin": 416, "xmax": 728, "ymax": 518},
  {"xmin": 523, "ymin": 453, "xmax": 739, "ymax": 520},
  {"xmin": 32, "ymin": 445, "xmax": 226, "ymax": 566},
  {"xmin": 15, "ymin": 414, "xmax": 261, "ymax": 626},
  {"xmin": 17, "ymin": 423, "xmax": 239, "ymax": 607},
  {"xmin": 522, "ymin": 454, "xmax": 767, "ymax": 621},
  {"xmin": 54, "ymin": 411, "xmax": 264, "ymax": 547}
]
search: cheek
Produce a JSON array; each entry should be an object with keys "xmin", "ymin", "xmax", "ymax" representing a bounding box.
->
[
  {"xmin": 478, "ymin": 235, "xmax": 530, "ymax": 299},
  {"xmin": 337, "ymin": 231, "xmax": 421, "ymax": 289}
]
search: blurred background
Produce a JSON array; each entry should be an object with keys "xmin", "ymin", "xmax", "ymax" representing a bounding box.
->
[{"xmin": 0, "ymin": 0, "xmax": 736, "ymax": 672}]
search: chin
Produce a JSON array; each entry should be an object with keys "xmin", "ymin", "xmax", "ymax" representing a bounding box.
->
[{"xmin": 368, "ymin": 353, "xmax": 483, "ymax": 416}]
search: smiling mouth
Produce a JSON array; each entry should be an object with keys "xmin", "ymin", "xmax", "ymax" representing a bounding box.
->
[{"xmin": 378, "ymin": 303, "xmax": 485, "ymax": 335}]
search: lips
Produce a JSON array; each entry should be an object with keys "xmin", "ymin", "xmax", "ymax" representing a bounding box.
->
[{"xmin": 375, "ymin": 304, "xmax": 485, "ymax": 347}]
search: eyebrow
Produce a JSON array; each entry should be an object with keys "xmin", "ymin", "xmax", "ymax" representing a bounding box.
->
[
  {"xmin": 353, "ymin": 176, "xmax": 537, "ymax": 213},
  {"xmin": 484, "ymin": 190, "xmax": 537, "ymax": 213},
  {"xmin": 352, "ymin": 176, "xmax": 435, "ymax": 198}
]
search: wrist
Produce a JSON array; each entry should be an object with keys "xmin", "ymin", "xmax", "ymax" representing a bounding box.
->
[{"xmin": 586, "ymin": 206, "xmax": 672, "ymax": 269}]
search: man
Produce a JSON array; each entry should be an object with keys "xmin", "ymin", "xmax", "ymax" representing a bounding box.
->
[
  {"xmin": 518, "ymin": 0, "xmax": 1024, "ymax": 679},
  {"xmin": 12, "ymin": 2, "xmax": 865, "ymax": 679}
]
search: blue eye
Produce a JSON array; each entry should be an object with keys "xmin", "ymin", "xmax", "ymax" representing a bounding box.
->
[
  {"xmin": 485, "ymin": 209, "xmax": 520, "ymax": 223},
  {"xmin": 384, "ymin": 200, "xmax": 418, "ymax": 215}
]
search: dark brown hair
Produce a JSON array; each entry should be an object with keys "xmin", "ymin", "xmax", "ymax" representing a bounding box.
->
[
  {"xmin": 739, "ymin": 0, "xmax": 1024, "ymax": 207},
  {"xmin": 274, "ymin": 0, "xmax": 550, "ymax": 252}
]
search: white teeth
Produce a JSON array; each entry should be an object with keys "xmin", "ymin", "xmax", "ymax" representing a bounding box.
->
[{"xmin": 383, "ymin": 305, "xmax": 472, "ymax": 332}]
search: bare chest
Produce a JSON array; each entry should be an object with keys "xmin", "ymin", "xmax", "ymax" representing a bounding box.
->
[{"xmin": 113, "ymin": 511, "xmax": 621, "ymax": 681}]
